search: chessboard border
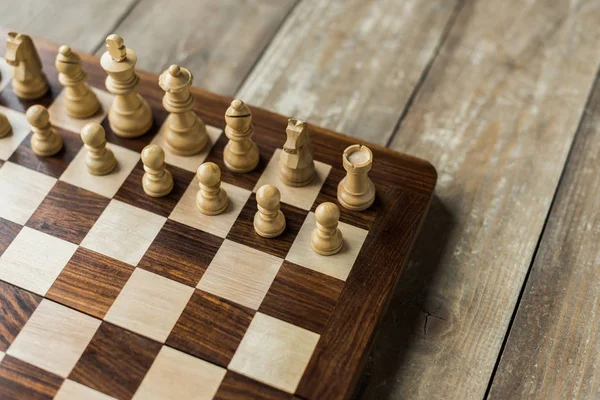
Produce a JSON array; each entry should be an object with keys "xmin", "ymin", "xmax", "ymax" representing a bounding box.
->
[{"xmin": 0, "ymin": 28, "xmax": 437, "ymax": 400}]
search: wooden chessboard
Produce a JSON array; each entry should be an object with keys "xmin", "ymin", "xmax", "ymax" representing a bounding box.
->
[{"xmin": 0, "ymin": 29, "xmax": 436, "ymax": 400}]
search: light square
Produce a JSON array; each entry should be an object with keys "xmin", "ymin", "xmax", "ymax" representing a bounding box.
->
[
  {"xmin": 81, "ymin": 200, "xmax": 166, "ymax": 266},
  {"xmin": 133, "ymin": 346, "xmax": 226, "ymax": 400},
  {"xmin": 0, "ymin": 227, "xmax": 78, "ymax": 295},
  {"xmin": 229, "ymin": 312, "xmax": 320, "ymax": 393},
  {"xmin": 286, "ymin": 212, "xmax": 368, "ymax": 281},
  {"xmin": 0, "ymin": 106, "xmax": 30, "ymax": 160},
  {"xmin": 49, "ymin": 87, "xmax": 113, "ymax": 133},
  {"xmin": 169, "ymin": 178, "xmax": 251, "ymax": 238},
  {"xmin": 55, "ymin": 380, "xmax": 117, "ymax": 400},
  {"xmin": 198, "ymin": 240, "xmax": 283, "ymax": 310},
  {"xmin": 60, "ymin": 143, "xmax": 139, "ymax": 198},
  {"xmin": 253, "ymin": 148, "xmax": 331, "ymax": 210},
  {"xmin": 151, "ymin": 123, "xmax": 222, "ymax": 172},
  {"xmin": 0, "ymin": 58, "xmax": 12, "ymax": 92},
  {"xmin": 0, "ymin": 161, "xmax": 57, "ymax": 224},
  {"xmin": 7, "ymin": 299, "xmax": 100, "ymax": 377},
  {"xmin": 105, "ymin": 269, "xmax": 194, "ymax": 342}
]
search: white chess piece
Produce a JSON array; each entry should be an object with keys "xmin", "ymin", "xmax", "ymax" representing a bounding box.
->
[
  {"xmin": 81, "ymin": 122, "xmax": 116, "ymax": 175},
  {"xmin": 141, "ymin": 144, "xmax": 174, "ymax": 197},
  {"xmin": 26, "ymin": 105, "xmax": 63, "ymax": 157},
  {"xmin": 224, "ymin": 99, "xmax": 259, "ymax": 172},
  {"xmin": 196, "ymin": 162, "xmax": 228, "ymax": 215},
  {"xmin": 337, "ymin": 144, "xmax": 375, "ymax": 211},
  {"xmin": 311, "ymin": 202, "xmax": 343, "ymax": 255},
  {"xmin": 254, "ymin": 184, "xmax": 286, "ymax": 238}
]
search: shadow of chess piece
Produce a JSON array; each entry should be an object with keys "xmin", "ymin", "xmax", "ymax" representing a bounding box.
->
[
  {"xmin": 337, "ymin": 144, "xmax": 375, "ymax": 211},
  {"xmin": 26, "ymin": 105, "xmax": 62, "ymax": 157},
  {"xmin": 5, "ymin": 32, "xmax": 48, "ymax": 99},
  {"xmin": 196, "ymin": 162, "xmax": 228, "ymax": 215},
  {"xmin": 254, "ymin": 184, "xmax": 286, "ymax": 238},
  {"xmin": 279, "ymin": 119, "xmax": 315, "ymax": 187},
  {"xmin": 224, "ymin": 99, "xmax": 259, "ymax": 173},
  {"xmin": 141, "ymin": 144, "xmax": 174, "ymax": 197},
  {"xmin": 311, "ymin": 202, "xmax": 343, "ymax": 256},
  {"xmin": 81, "ymin": 122, "xmax": 116, "ymax": 175},
  {"xmin": 56, "ymin": 45, "xmax": 100, "ymax": 118}
]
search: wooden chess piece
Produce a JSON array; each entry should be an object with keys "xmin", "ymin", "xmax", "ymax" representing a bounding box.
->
[
  {"xmin": 0, "ymin": 112, "xmax": 12, "ymax": 138},
  {"xmin": 81, "ymin": 122, "xmax": 116, "ymax": 175},
  {"xmin": 224, "ymin": 99, "xmax": 259, "ymax": 173},
  {"xmin": 254, "ymin": 184, "xmax": 286, "ymax": 238},
  {"xmin": 196, "ymin": 162, "xmax": 228, "ymax": 215},
  {"xmin": 5, "ymin": 32, "xmax": 48, "ymax": 99},
  {"xmin": 26, "ymin": 105, "xmax": 62, "ymax": 157},
  {"xmin": 311, "ymin": 202, "xmax": 343, "ymax": 256},
  {"xmin": 100, "ymin": 34, "xmax": 152, "ymax": 138},
  {"xmin": 337, "ymin": 144, "xmax": 375, "ymax": 211},
  {"xmin": 56, "ymin": 45, "xmax": 100, "ymax": 118},
  {"xmin": 279, "ymin": 119, "xmax": 315, "ymax": 187},
  {"xmin": 158, "ymin": 64, "xmax": 207, "ymax": 156},
  {"xmin": 141, "ymin": 144, "xmax": 174, "ymax": 197}
]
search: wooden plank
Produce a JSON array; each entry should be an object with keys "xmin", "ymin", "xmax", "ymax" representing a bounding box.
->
[
  {"xmin": 367, "ymin": 0, "xmax": 600, "ymax": 398},
  {"xmin": 101, "ymin": 0, "xmax": 297, "ymax": 96},
  {"xmin": 0, "ymin": 0, "xmax": 137, "ymax": 53},
  {"xmin": 488, "ymin": 76, "xmax": 600, "ymax": 399},
  {"xmin": 237, "ymin": 0, "xmax": 459, "ymax": 145}
]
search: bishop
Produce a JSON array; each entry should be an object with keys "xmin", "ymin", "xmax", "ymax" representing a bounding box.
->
[
  {"xmin": 5, "ymin": 32, "xmax": 48, "ymax": 99},
  {"xmin": 56, "ymin": 45, "xmax": 100, "ymax": 118},
  {"xmin": 279, "ymin": 119, "xmax": 315, "ymax": 187},
  {"xmin": 26, "ymin": 105, "xmax": 62, "ymax": 157},
  {"xmin": 224, "ymin": 99, "xmax": 259, "ymax": 173}
]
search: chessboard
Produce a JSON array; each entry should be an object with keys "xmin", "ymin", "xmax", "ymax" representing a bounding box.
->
[{"xmin": 0, "ymin": 29, "xmax": 436, "ymax": 400}]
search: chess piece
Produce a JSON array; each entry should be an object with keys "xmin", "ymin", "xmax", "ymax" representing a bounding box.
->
[
  {"xmin": 158, "ymin": 64, "xmax": 207, "ymax": 156},
  {"xmin": 311, "ymin": 202, "xmax": 343, "ymax": 256},
  {"xmin": 337, "ymin": 144, "xmax": 375, "ymax": 211},
  {"xmin": 81, "ymin": 122, "xmax": 116, "ymax": 175},
  {"xmin": 56, "ymin": 45, "xmax": 100, "ymax": 118},
  {"xmin": 0, "ymin": 112, "xmax": 12, "ymax": 138},
  {"xmin": 224, "ymin": 99, "xmax": 259, "ymax": 173},
  {"xmin": 26, "ymin": 105, "xmax": 62, "ymax": 157},
  {"xmin": 100, "ymin": 34, "xmax": 152, "ymax": 138},
  {"xmin": 279, "ymin": 119, "xmax": 315, "ymax": 187},
  {"xmin": 196, "ymin": 162, "xmax": 228, "ymax": 215},
  {"xmin": 141, "ymin": 144, "xmax": 174, "ymax": 197},
  {"xmin": 5, "ymin": 32, "xmax": 48, "ymax": 99},
  {"xmin": 254, "ymin": 184, "xmax": 286, "ymax": 238}
]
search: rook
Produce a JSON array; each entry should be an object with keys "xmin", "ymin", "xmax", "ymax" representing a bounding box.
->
[{"xmin": 337, "ymin": 144, "xmax": 375, "ymax": 211}]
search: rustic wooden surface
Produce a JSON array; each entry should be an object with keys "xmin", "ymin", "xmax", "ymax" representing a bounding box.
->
[{"xmin": 1, "ymin": 0, "xmax": 600, "ymax": 398}]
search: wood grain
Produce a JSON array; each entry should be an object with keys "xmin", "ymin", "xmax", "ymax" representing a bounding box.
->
[
  {"xmin": 214, "ymin": 370, "xmax": 293, "ymax": 400},
  {"xmin": 0, "ymin": 280, "xmax": 41, "ymax": 352},
  {"xmin": 0, "ymin": 217, "xmax": 22, "ymax": 256},
  {"xmin": 0, "ymin": 0, "xmax": 137, "ymax": 53},
  {"xmin": 101, "ymin": 0, "xmax": 297, "ymax": 96},
  {"xmin": 237, "ymin": 0, "xmax": 460, "ymax": 145},
  {"xmin": 0, "ymin": 354, "xmax": 63, "ymax": 400},
  {"xmin": 368, "ymin": 0, "xmax": 600, "ymax": 398},
  {"xmin": 488, "ymin": 67, "xmax": 600, "ymax": 399}
]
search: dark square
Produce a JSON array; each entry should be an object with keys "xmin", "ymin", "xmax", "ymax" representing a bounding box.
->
[
  {"xmin": 26, "ymin": 181, "xmax": 110, "ymax": 244},
  {"xmin": 138, "ymin": 219, "xmax": 223, "ymax": 286},
  {"xmin": 114, "ymin": 160, "xmax": 194, "ymax": 217},
  {"xmin": 8, "ymin": 128, "xmax": 82, "ymax": 178},
  {"xmin": 166, "ymin": 289, "xmax": 254, "ymax": 368},
  {"xmin": 259, "ymin": 261, "xmax": 344, "ymax": 334},
  {"xmin": 46, "ymin": 247, "xmax": 135, "ymax": 319},
  {"xmin": 312, "ymin": 166, "xmax": 378, "ymax": 231},
  {"xmin": 214, "ymin": 370, "xmax": 293, "ymax": 400},
  {"xmin": 101, "ymin": 109, "xmax": 167, "ymax": 154},
  {"xmin": 70, "ymin": 322, "xmax": 161, "ymax": 400},
  {"xmin": 0, "ymin": 81, "xmax": 61, "ymax": 114},
  {"xmin": 0, "ymin": 281, "xmax": 42, "ymax": 351},
  {"xmin": 227, "ymin": 194, "xmax": 308, "ymax": 259},
  {"xmin": 0, "ymin": 355, "xmax": 63, "ymax": 400},
  {"xmin": 204, "ymin": 134, "xmax": 273, "ymax": 190},
  {"xmin": 0, "ymin": 217, "xmax": 22, "ymax": 256}
]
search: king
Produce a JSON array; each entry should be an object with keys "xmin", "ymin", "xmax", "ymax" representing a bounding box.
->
[{"xmin": 100, "ymin": 34, "xmax": 152, "ymax": 138}]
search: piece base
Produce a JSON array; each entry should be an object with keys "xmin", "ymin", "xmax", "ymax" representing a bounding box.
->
[
  {"xmin": 87, "ymin": 159, "xmax": 117, "ymax": 176},
  {"xmin": 254, "ymin": 221, "xmax": 286, "ymax": 238}
]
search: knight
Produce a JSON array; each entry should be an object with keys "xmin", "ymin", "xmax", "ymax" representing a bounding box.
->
[
  {"xmin": 279, "ymin": 119, "xmax": 316, "ymax": 187},
  {"xmin": 5, "ymin": 32, "xmax": 48, "ymax": 99}
]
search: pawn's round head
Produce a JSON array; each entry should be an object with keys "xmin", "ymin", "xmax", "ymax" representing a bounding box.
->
[
  {"xmin": 256, "ymin": 184, "xmax": 280, "ymax": 209},
  {"xmin": 197, "ymin": 162, "xmax": 221, "ymax": 187},
  {"xmin": 26, "ymin": 105, "xmax": 50, "ymax": 128},
  {"xmin": 315, "ymin": 202, "xmax": 340, "ymax": 227},
  {"xmin": 81, "ymin": 123, "xmax": 106, "ymax": 147},
  {"xmin": 141, "ymin": 144, "xmax": 165, "ymax": 169}
]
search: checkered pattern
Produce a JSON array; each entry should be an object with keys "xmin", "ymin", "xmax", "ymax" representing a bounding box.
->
[{"xmin": 0, "ymin": 53, "xmax": 370, "ymax": 400}]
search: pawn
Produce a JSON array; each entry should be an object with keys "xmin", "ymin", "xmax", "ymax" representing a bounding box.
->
[
  {"xmin": 196, "ymin": 162, "xmax": 228, "ymax": 215},
  {"xmin": 254, "ymin": 184, "xmax": 286, "ymax": 238},
  {"xmin": 224, "ymin": 99, "xmax": 259, "ymax": 173},
  {"xmin": 56, "ymin": 45, "xmax": 100, "ymax": 118},
  {"xmin": 26, "ymin": 105, "xmax": 63, "ymax": 157},
  {"xmin": 81, "ymin": 123, "xmax": 116, "ymax": 175},
  {"xmin": 141, "ymin": 144, "xmax": 173, "ymax": 197},
  {"xmin": 0, "ymin": 112, "xmax": 12, "ymax": 138},
  {"xmin": 311, "ymin": 202, "xmax": 343, "ymax": 256}
]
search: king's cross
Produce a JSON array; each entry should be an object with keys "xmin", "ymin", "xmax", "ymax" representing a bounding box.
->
[{"xmin": 106, "ymin": 34, "xmax": 126, "ymax": 61}]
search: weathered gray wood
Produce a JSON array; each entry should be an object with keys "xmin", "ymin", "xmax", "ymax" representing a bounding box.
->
[
  {"xmin": 488, "ymin": 76, "xmax": 600, "ymax": 400},
  {"xmin": 237, "ymin": 0, "xmax": 460, "ymax": 145},
  {"xmin": 364, "ymin": 0, "xmax": 600, "ymax": 398},
  {"xmin": 0, "ymin": 0, "xmax": 137, "ymax": 53},
  {"xmin": 101, "ymin": 0, "xmax": 297, "ymax": 96}
]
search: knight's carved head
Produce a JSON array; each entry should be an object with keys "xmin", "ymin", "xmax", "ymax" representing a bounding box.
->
[{"xmin": 284, "ymin": 119, "xmax": 308, "ymax": 151}]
